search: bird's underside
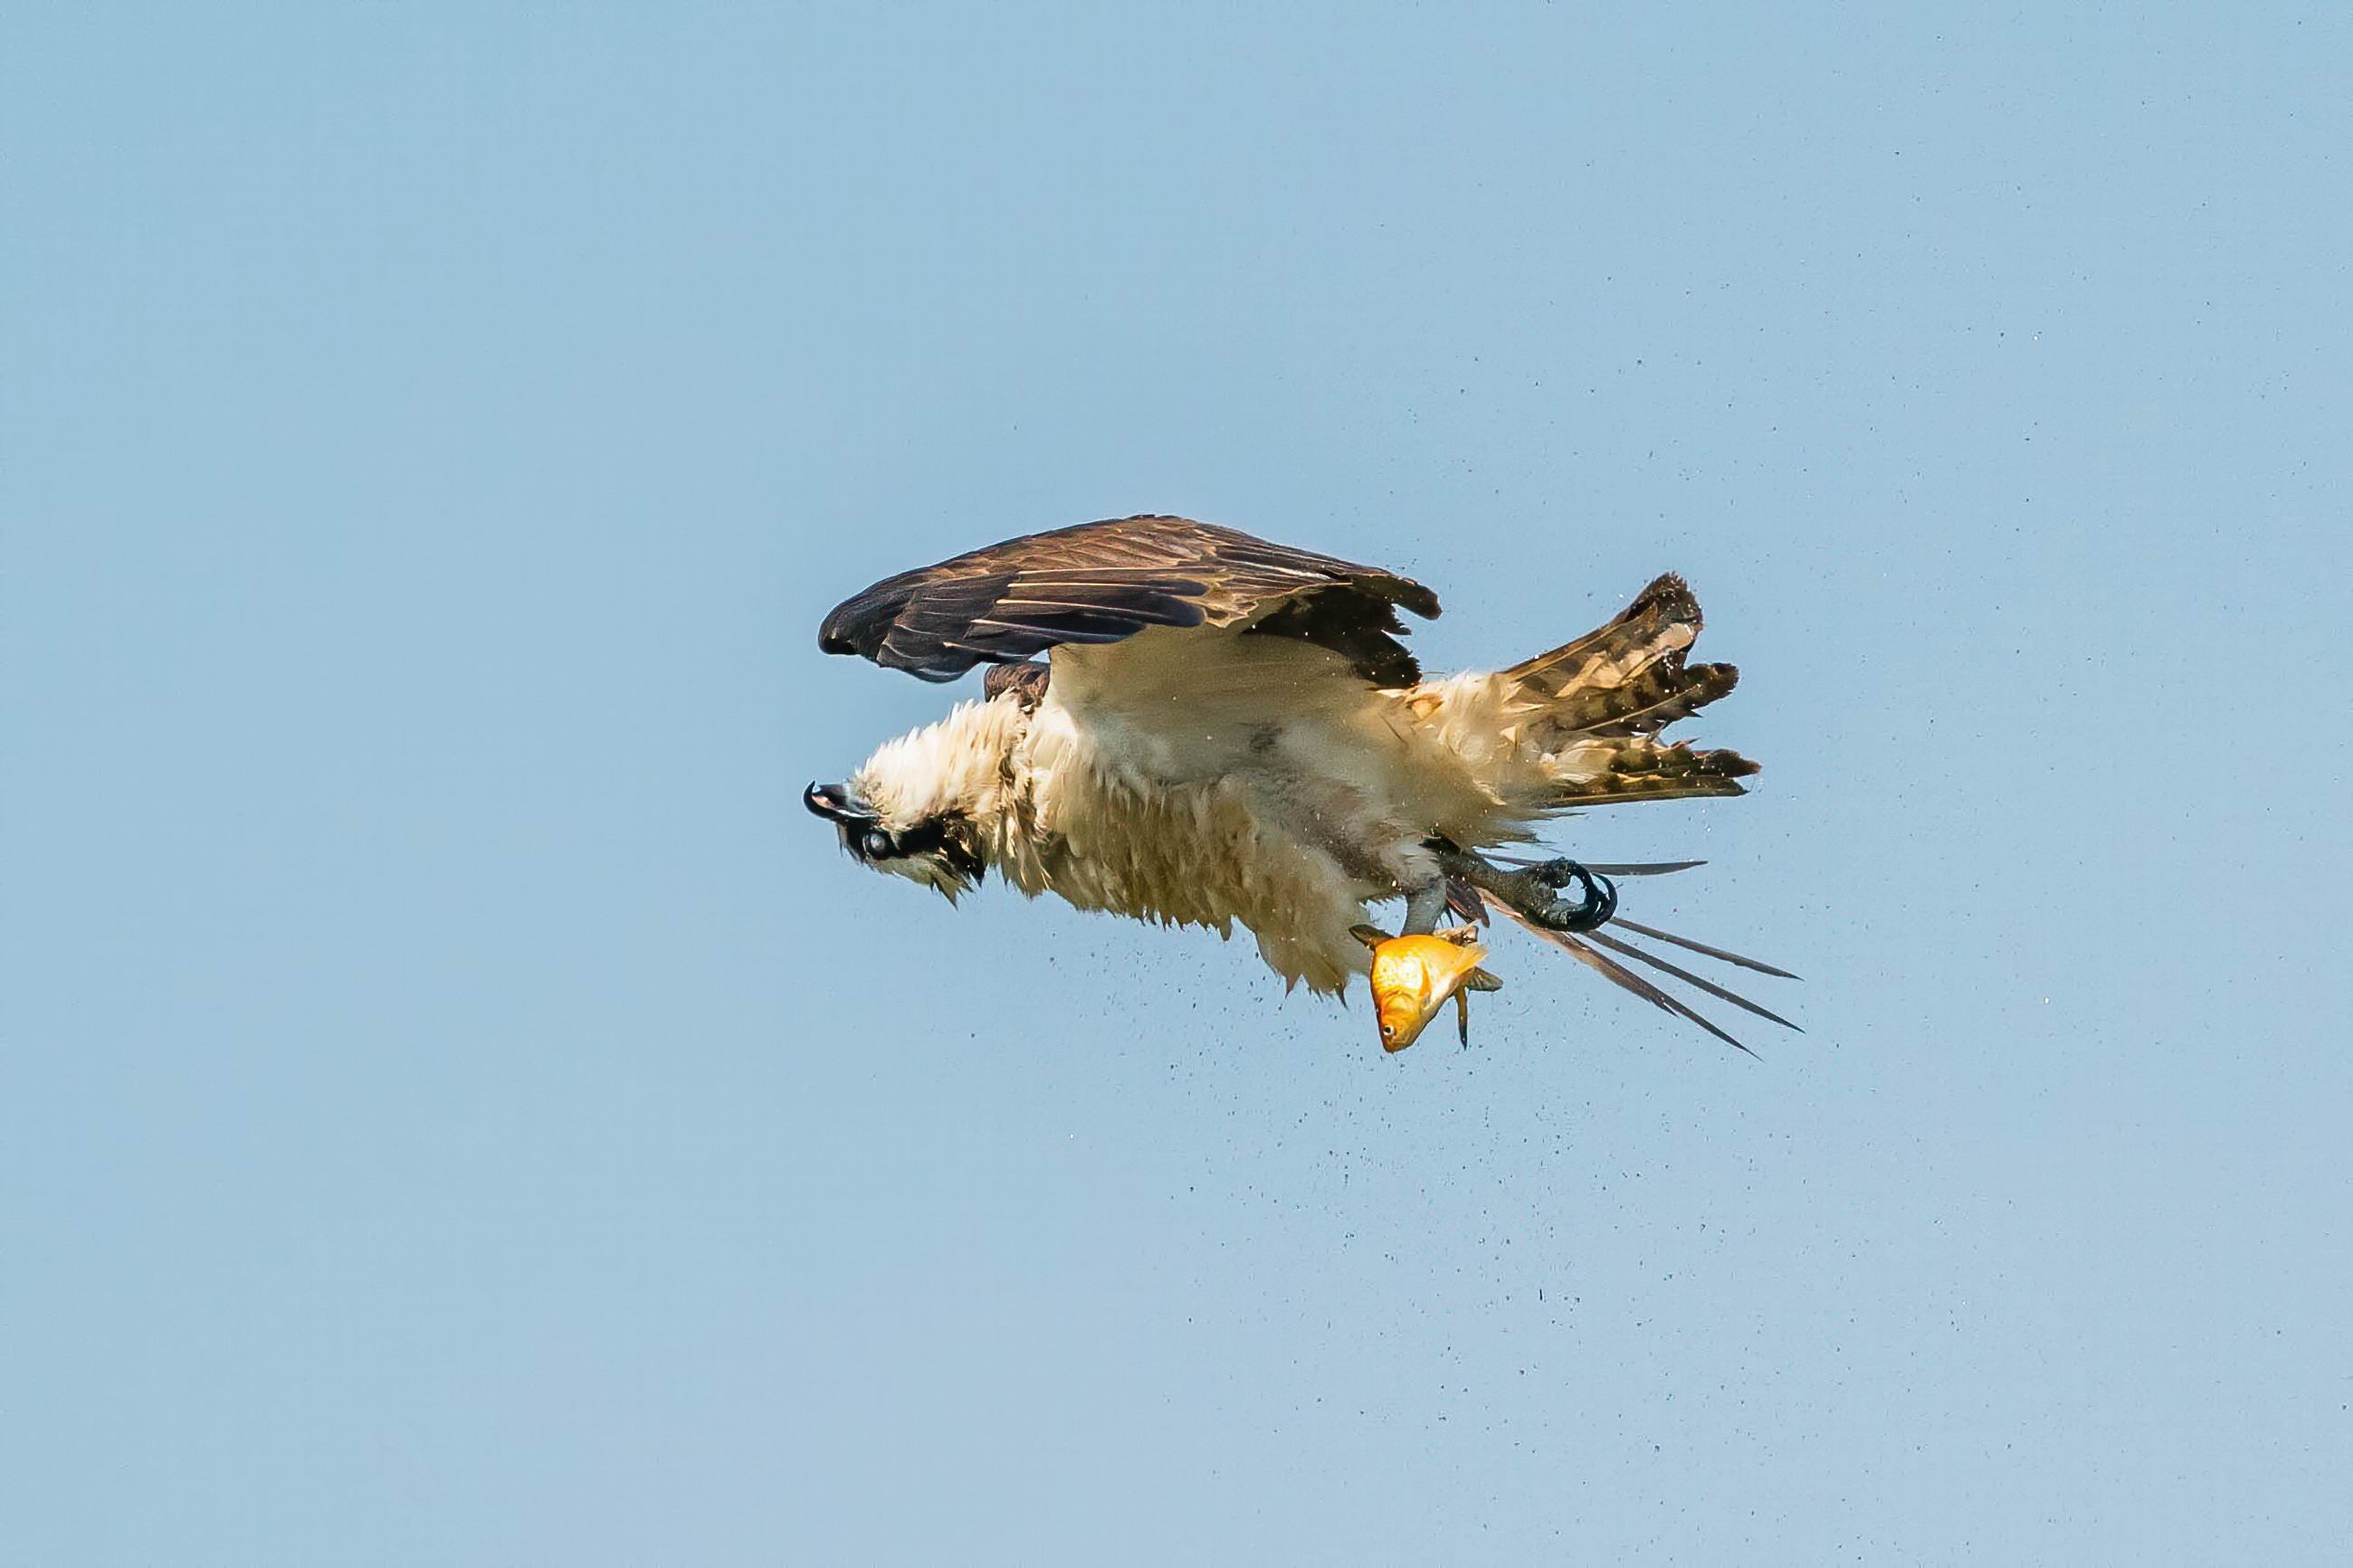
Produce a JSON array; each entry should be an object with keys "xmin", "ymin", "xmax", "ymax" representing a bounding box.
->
[{"xmin": 808, "ymin": 514, "xmax": 1798, "ymax": 1053}]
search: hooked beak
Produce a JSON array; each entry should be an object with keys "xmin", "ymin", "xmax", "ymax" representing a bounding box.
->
[{"xmin": 805, "ymin": 782, "xmax": 870, "ymax": 824}]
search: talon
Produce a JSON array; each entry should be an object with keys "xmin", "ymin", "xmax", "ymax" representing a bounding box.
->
[
  {"xmin": 1524, "ymin": 859, "xmax": 1616, "ymax": 932},
  {"xmin": 1430, "ymin": 846, "xmax": 1618, "ymax": 937}
]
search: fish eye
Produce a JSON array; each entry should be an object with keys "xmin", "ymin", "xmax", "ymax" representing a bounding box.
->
[{"xmin": 862, "ymin": 829, "xmax": 895, "ymax": 859}]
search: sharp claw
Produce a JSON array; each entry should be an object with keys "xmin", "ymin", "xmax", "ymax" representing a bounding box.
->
[
  {"xmin": 1430, "ymin": 846, "xmax": 1618, "ymax": 935},
  {"xmin": 1521, "ymin": 859, "xmax": 1617, "ymax": 932}
]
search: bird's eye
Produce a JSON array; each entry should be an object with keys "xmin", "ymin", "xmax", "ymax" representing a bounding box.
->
[{"xmin": 862, "ymin": 829, "xmax": 895, "ymax": 859}]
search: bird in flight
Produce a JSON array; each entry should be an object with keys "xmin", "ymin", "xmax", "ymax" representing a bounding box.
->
[{"xmin": 806, "ymin": 515, "xmax": 1796, "ymax": 1052}]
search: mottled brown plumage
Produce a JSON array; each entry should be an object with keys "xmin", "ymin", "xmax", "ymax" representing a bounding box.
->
[
  {"xmin": 1505, "ymin": 573, "xmax": 1742, "ymax": 739},
  {"xmin": 1540, "ymin": 737, "xmax": 1759, "ymax": 806},
  {"xmin": 818, "ymin": 514, "xmax": 1442, "ymax": 684},
  {"xmin": 980, "ymin": 660, "xmax": 1052, "ymax": 709}
]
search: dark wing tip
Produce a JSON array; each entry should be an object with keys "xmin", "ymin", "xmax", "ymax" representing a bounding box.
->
[
  {"xmin": 817, "ymin": 568, "xmax": 994, "ymax": 679},
  {"xmin": 1389, "ymin": 577, "xmax": 1443, "ymax": 621},
  {"xmin": 817, "ymin": 583, "xmax": 900, "ymax": 660}
]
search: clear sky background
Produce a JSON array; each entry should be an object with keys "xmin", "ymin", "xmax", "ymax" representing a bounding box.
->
[{"xmin": 5, "ymin": 4, "xmax": 2348, "ymax": 1563}]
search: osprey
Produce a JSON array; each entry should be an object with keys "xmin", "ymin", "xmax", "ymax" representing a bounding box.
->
[{"xmin": 807, "ymin": 515, "xmax": 1796, "ymax": 1051}]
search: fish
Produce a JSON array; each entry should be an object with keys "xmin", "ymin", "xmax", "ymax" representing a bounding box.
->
[{"xmin": 1349, "ymin": 925, "xmax": 1504, "ymax": 1051}]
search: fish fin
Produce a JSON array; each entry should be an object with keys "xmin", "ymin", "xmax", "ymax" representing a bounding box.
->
[
  {"xmin": 1348, "ymin": 924, "xmax": 1391, "ymax": 949},
  {"xmin": 1463, "ymin": 968, "xmax": 1504, "ymax": 992}
]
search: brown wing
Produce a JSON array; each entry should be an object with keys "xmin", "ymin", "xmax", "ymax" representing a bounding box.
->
[{"xmin": 817, "ymin": 514, "xmax": 1442, "ymax": 685}]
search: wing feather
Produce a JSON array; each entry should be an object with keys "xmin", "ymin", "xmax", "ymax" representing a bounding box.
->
[
  {"xmin": 1582, "ymin": 929, "xmax": 1804, "ymax": 1032},
  {"xmin": 1608, "ymin": 917, "xmax": 1803, "ymax": 979},
  {"xmin": 820, "ymin": 514, "xmax": 1440, "ymax": 683},
  {"xmin": 1486, "ymin": 896, "xmax": 1773, "ymax": 1057}
]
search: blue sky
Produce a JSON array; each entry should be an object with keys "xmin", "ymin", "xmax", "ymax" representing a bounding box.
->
[{"xmin": 5, "ymin": 4, "xmax": 2348, "ymax": 1562}]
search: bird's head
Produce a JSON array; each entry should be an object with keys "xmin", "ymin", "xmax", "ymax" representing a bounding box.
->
[
  {"xmin": 805, "ymin": 702, "xmax": 1015, "ymax": 903},
  {"xmin": 804, "ymin": 781, "xmax": 986, "ymax": 901}
]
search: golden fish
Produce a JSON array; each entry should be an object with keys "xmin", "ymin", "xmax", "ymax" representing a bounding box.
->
[{"xmin": 1350, "ymin": 925, "xmax": 1504, "ymax": 1051}]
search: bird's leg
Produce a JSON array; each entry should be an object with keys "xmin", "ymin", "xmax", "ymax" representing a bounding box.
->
[
  {"xmin": 1399, "ymin": 878, "xmax": 1452, "ymax": 936},
  {"xmin": 1437, "ymin": 847, "xmax": 1618, "ymax": 933}
]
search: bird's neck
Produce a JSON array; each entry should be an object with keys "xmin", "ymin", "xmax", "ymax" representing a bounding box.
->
[{"xmin": 852, "ymin": 696, "xmax": 1034, "ymax": 836}]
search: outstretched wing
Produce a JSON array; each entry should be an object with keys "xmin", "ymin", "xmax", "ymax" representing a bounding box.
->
[{"xmin": 818, "ymin": 514, "xmax": 1442, "ymax": 686}]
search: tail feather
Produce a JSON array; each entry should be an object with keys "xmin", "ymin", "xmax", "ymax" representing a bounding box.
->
[
  {"xmin": 1543, "ymin": 736, "xmax": 1758, "ymax": 806},
  {"xmin": 1457, "ymin": 575, "xmax": 1794, "ymax": 1051},
  {"xmin": 1505, "ymin": 573, "xmax": 1700, "ymax": 693},
  {"xmin": 1500, "ymin": 574, "xmax": 1758, "ymax": 809},
  {"xmin": 1507, "ymin": 574, "xmax": 1740, "ymax": 740}
]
